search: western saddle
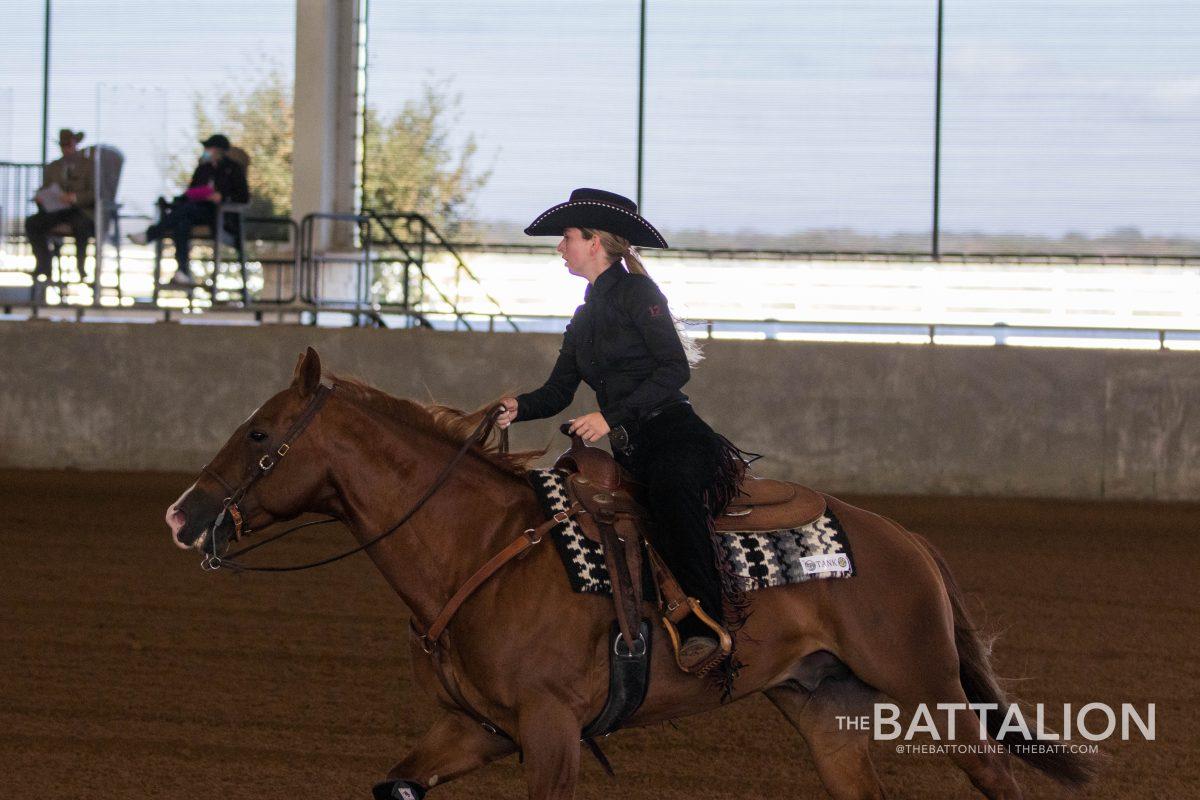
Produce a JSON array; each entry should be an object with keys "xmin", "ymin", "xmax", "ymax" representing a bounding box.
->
[{"xmin": 552, "ymin": 425, "xmax": 825, "ymax": 675}]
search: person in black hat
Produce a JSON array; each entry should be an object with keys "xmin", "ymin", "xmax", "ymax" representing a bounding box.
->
[
  {"xmin": 128, "ymin": 133, "xmax": 249, "ymax": 288},
  {"xmin": 497, "ymin": 188, "xmax": 760, "ymax": 676}
]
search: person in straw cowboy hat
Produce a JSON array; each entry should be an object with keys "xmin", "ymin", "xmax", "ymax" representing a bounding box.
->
[
  {"xmin": 498, "ymin": 188, "xmax": 760, "ymax": 677},
  {"xmin": 25, "ymin": 128, "xmax": 95, "ymax": 284}
]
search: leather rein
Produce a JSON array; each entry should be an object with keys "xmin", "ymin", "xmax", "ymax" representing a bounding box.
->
[
  {"xmin": 201, "ymin": 383, "xmax": 505, "ymax": 574},
  {"xmin": 197, "ymin": 385, "xmax": 610, "ymax": 751},
  {"xmin": 198, "ymin": 384, "xmax": 585, "ymax": 653}
]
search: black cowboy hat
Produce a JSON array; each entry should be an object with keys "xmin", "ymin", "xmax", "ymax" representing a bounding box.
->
[
  {"xmin": 524, "ymin": 188, "xmax": 668, "ymax": 248},
  {"xmin": 57, "ymin": 128, "xmax": 84, "ymax": 146},
  {"xmin": 200, "ymin": 133, "xmax": 231, "ymax": 150}
]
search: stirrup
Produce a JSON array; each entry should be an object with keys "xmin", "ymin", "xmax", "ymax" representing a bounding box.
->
[{"xmin": 661, "ymin": 596, "xmax": 732, "ymax": 676}]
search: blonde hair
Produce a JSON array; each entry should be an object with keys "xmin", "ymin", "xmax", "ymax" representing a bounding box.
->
[{"xmin": 581, "ymin": 227, "xmax": 705, "ymax": 368}]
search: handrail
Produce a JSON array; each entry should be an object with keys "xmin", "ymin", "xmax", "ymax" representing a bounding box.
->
[
  {"xmin": 298, "ymin": 211, "xmax": 440, "ymax": 328},
  {"xmin": 245, "ymin": 215, "xmax": 301, "ymax": 305},
  {"xmin": 449, "ymin": 241, "xmax": 1200, "ymax": 266},
  {"xmin": 363, "ymin": 212, "xmax": 475, "ymax": 330},
  {"xmin": 296, "ymin": 210, "xmax": 521, "ymax": 332},
  {"xmin": 8, "ymin": 204, "xmax": 1198, "ymax": 334},
  {"xmin": 298, "ymin": 212, "xmax": 374, "ymax": 321},
  {"xmin": 368, "ymin": 211, "xmax": 521, "ymax": 332},
  {"xmin": 1, "ymin": 299, "xmax": 1196, "ymax": 352}
]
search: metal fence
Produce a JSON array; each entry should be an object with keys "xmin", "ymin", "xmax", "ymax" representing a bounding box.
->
[
  {"xmin": 362, "ymin": 1, "xmax": 1200, "ymax": 258},
  {"xmin": 0, "ymin": 162, "xmax": 41, "ymax": 257},
  {"xmin": 4, "ymin": 203, "xmax": 1200, "ymax": 358},
  {"xmin": 297, "ymin": 211, "xmax": 520, "ymax": 331},
  {"xmin": 8, "ymin": 4, "xmax": 1196, "ymax": 261}
]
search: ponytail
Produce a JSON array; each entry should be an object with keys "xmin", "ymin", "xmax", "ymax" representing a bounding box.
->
[{"xmin": 580, "ymin": 227, "xmax": 705, "ymax": 368}]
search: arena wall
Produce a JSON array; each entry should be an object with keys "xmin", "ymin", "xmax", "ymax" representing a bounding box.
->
[{"xmin": 2, "ymin": 320, "xmax": 1197, "ymax": 501}]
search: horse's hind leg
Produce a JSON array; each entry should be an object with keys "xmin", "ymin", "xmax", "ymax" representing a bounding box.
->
[
  {"xmin": 838, "ymin": 532, "xmax": 1023, "ymax": 796},
  {"xmin": 766, "ymin": 676, "xmax": 885, "ymax": 800},
  {"xmin": 378, "ymin": 712, "xmax": 517, "ymax": 797},
  {"xmin": 898, "ymin": 683, "xmax": 1023, "ymax": 800},
  {"xmin": 840, "ymin": 608, "xmax": 1023, "ymax": 797}
]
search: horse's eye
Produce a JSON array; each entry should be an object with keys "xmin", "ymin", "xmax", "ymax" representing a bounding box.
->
[{"xmin": 249, "ymin": 430, "xmax": 268, "ymax": 442}]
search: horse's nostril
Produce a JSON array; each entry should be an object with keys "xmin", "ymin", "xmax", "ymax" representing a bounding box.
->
[{"xmin": 167, "ymin": 507, "xmax": 187, "ymax": 537}]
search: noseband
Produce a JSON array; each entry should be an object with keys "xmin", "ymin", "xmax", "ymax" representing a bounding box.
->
[{"xmin": 199, "ymin": 382, "xmax": 335, "ymax": 561}]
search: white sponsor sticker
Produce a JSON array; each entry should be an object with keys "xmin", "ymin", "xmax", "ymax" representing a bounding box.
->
[{"xmin": 799, "ymin": 554, "xmax": 852, "ymax": 574}]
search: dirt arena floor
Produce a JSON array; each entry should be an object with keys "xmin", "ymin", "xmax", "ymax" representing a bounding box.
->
[{"xmin": 1, "ymin": 469, "xmax": 1196, "ymax": 799}]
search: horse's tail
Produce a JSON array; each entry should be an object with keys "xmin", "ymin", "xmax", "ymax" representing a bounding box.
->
[{"xmin": 909, "ymin": 530, "xmax": 1098, "ymax": 788}]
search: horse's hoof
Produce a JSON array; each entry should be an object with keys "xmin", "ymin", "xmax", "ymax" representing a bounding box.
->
[{"xmin": 372, "ymin": 779, "xmax": 427, "ymax": 800}]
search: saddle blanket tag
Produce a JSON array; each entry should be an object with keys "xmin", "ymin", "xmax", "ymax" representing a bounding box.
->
[{"xmin": 799, "ymin": 553, "xmax": 852, "ymax": 575}]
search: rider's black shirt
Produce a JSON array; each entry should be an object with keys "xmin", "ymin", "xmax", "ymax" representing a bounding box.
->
[{"xmin": 515, "ymin": 259, "xmax": 689, "ymax": 431}]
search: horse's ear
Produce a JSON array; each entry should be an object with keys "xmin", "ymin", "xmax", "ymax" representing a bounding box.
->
[{"xmin": 293, "ymin": 347, "xmax": 322, "ymax": 396}]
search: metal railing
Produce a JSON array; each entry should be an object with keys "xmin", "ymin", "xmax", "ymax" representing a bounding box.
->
[
  {"xmin": 0, "ymin": 162, "xmax": 43, "ymax": 257},
  {"xmin": 452, "ymin": 241, "xmax": 1200, "ymax": 268},
  {"xmin": 3, "ymin": 296, "xmax": 1196, "ymax": 354},
  {"xmin": 297, "ymin": 211, "xmax": 521, "ymax": 330},
  {"xmin": 5, "ymin": 201, "xmax": 1200, "ymax": 354},
  {"xmin": 378, "ymin": 312, "xmax": 1200, "ymax": 351},
  {"xmin": 251, "ymin": 216, "xmax": 302, "ymax": 305},
  {"xmin": 367, "ymin": 212, "xmax": 520, "ymax": 331},
  {"xmin": 298, "ymin": 212, "xmax": 375, "ymax": 324}
]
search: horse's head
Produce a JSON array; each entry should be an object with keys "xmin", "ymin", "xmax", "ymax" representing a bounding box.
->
[{"xmin": 166, "ymin": 347, "xmax": 334, "ymax": 555}]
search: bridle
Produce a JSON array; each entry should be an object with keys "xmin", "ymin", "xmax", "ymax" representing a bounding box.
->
[
  {"xmin": 200, "ymin": 382, "xmax": 335, "ymax": 555},
  {"xmin": 197, "ymin": 382, "xmax": 509, "ymax": 574},
  {"xmin": 194, "ymin": 384, "xmax": 584, "ymax": 748}
]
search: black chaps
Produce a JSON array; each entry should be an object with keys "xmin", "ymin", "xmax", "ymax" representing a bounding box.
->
[{"xmin": 613, "ymin": 403, "xmax": 758, "ymax": 635}]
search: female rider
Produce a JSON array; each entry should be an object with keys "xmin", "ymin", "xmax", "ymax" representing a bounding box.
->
[{"xmin": 497, "ymin": 188, "xmax": 758, "ymax": 675}]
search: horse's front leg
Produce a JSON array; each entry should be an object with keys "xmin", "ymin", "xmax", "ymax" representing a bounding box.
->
[
  {"xmin": 518, "ymin": 699, "xmax": 583, "ymax": 800},
  {"xmin": 373, "ymin": 711, "xmax": 517, "ymax": 799}
]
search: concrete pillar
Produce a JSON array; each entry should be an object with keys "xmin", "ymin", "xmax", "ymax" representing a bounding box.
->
[{"xmin": 291, "ymin": 0, "xmax": 360, "ymax": 243}]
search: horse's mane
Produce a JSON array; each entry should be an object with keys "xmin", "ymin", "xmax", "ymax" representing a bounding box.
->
[{"xmin": 330, "ymin": 374, "xmax": 547, "ymax": 477}]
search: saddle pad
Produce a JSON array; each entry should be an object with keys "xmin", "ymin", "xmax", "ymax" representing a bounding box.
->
[{"xmin": 527, "ymin": 468, "xmax": 854, "ymax": 596}]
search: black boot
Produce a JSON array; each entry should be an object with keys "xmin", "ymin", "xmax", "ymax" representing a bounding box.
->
[{"xmin": 372, "ymin": 779, "xmax": 427, "ymax": 800}]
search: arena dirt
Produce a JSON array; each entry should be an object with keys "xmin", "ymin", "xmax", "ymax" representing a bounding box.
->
[{"xmin": 1, "ymin": 469, "xmax": 1195, "ymax": 799}]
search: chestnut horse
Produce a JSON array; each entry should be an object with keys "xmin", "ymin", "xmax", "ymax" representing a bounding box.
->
[{"xmin": 167, "ymin": 348, "xmax": 1092, "ymax": 800}]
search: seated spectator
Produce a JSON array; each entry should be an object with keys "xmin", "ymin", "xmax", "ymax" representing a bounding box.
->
[
  {"xmin": 25, "ymin": 128, "xmax": 96, "ymax": 282},
  {"xmin": 129, "ymin": 133, "xmax": 250, "ymax": 288}
]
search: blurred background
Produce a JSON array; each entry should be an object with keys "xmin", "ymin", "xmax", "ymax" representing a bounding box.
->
[
  {"xmin": 2, "ymin": 6, "xmax": 1197, "ymax": 798},
  {"xmin": 0, "ymin": 0, "xmax": 1197, "ymax": 347}
]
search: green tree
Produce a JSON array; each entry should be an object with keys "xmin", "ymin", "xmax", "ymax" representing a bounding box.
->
[
  {"xmin": 362, "ymin": 81, "xmax": 492, "ymax": 238},
  {"xmin": 177, "ymin": 73, "xmax": 489, "ymax": 237}
]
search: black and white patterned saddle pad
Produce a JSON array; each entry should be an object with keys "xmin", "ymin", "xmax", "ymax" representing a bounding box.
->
[{"xmin": 526, "ymin": 468, "xmax": 854, "ymax": 595}]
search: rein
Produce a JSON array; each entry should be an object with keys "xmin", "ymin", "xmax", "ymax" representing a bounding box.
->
[
  {"xmin": 201, "ymin": 387, "xmax": 510, "ymax": 574},
  {"xmin": 199, "ymin": 389, "xmax": 555, "ymax": 745}
]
